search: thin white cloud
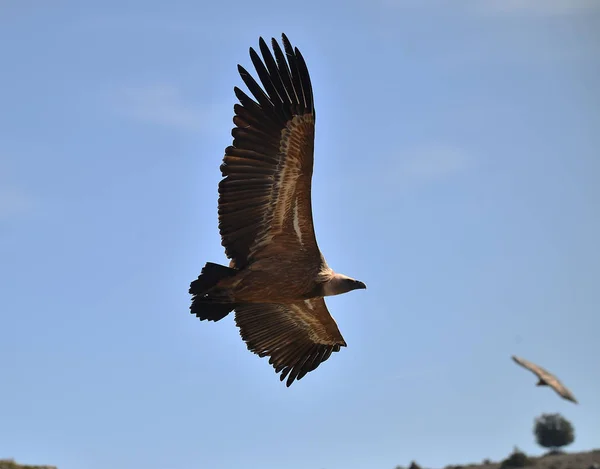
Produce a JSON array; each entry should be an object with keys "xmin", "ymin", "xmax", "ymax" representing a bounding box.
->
[
  {"xmin": 402, "ymin": 144, "xmax": 471, "ymax": 185},
  {"xmin": 364, "ymin": 144, "xmax": 474, "ymax": 198},
  {"xmin": 74, "ymin": 13, "xmax": 203, "ymax": 34},
  {"xmin": 381, "ymin": 0, "xmax": 600, "ymax": 16},
  {"xmin": 0, "ymin": 186, "xmax": 34, "ymax": 220},
  {"xmin": 0, "ymin": 157, "xmax": 34, "ymax": 219},
  {"xmin": 378, "ymin": 0, "xmax": 598, "ymax": 68},
  {"xmin": 114, "ymin": 84, "xmax": 206, "ymax": 132},
  {"xmin": 474, "ymin": 0, "xmax": 600, "ymax": 16}
]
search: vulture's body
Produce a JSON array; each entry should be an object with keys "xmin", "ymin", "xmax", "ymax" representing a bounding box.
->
[
  {"xmin": 189, "ymin": 34, "xmax": 366, "ymax": 387},
  {"xmin": 512, "ymin": 355, "xmax": 578, "ymax": 404}
]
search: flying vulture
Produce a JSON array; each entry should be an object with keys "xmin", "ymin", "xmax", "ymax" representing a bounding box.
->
[
  {"xmin": 189, "ymin": 34, "xmax": 366, "ymax": 387},
  {"xmin": 512, "ymin": 355, "xmax": 578, "ymax": 404}
]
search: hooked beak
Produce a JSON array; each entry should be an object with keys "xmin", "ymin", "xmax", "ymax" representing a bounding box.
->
[{"xmin": 355, "ymin": 280, "xmax": 367, "ymax": 290}]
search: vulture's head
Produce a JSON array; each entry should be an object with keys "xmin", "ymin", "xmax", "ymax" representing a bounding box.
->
[{"xmin": 323, "ymin": 273, "xmax": 367, "ymax": 297}]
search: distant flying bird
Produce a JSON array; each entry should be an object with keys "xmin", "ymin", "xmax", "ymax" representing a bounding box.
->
[
  {"xmin": 511, "ymin": 355, "xmax": 578, "ymax": 404},
  {"xmin": 189, "ymin": 34, "xmax": 366, "ymax": 387}
]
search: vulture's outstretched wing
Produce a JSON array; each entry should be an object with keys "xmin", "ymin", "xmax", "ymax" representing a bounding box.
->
[
  {"xmin": 235, "ymin": 299, "xmax": 347, "ymax": 386},
  {"xmin": 218, "ymin": 34, "xmax": 320, "ymax": 270},
  {"xmin": 512, "ymin": 355, "xmax": 578, "ymax": 404}
]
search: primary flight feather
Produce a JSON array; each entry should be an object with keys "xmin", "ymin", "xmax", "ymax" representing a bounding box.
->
[{"xmin": 189, "ymin": 34, "xmax": 366, "ymax": 387}]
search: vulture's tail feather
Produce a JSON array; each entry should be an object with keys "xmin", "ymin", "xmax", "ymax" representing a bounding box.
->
[
  {"xmin": 190, "ymin": 262, "xmax": 237, "ymax": 294},
  {"xmin": 191, "ymin": 300, "xmax": 237, "ymax": 322},
  {"xmin": 189, "ymin": 262, "xmax": 238, "ymax": 322}
]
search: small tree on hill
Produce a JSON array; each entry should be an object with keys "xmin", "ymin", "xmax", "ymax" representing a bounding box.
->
[
  {"xmin": 500, "ymin": 446, "xmax": 533, "ymax": 468},
  {"xmin": 533, "ymin": 413, "xmax": 575, "ymax": 451}
]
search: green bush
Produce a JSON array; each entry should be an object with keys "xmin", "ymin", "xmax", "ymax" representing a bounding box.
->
[
  {"xmin": 500, "ymin": 447, "xmax": 534, "ymax": 468},
  {"xmin": 0, "ymin": 461, "xmax": 56, "ymax": 469},
  {"xmin": 534, "ymin": 413, "xmax": 575, "ymax": 451}
]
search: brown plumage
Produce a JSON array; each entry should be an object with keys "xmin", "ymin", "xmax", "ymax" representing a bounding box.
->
[
  {"xmin": 189, "ymin": 34, "xmax": 366, "ymax": 387},
  {"xmin": 512, "ymin": 355, "xmax": 578, "ymax": 404}
]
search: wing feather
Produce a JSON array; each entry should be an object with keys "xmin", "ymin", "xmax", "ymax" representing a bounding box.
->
[
  {"xmin": 235, "ymin": 299, "xmax": 347, "ymax": 386},
  {"xmin": 258, "ymin": 38, "xmax": 293, "ymax": 116},
  {"xmin": 218, "ymin": 35, "xmax": 319, "ymax": 269},
  {"xmin": 271, "ymin": 38, "xmax": 298, "ymax": 108}
]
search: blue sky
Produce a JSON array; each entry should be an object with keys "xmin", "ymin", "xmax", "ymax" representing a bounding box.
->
[{"xmin": 1, "ymin": 1, "xmax": 599, "ymax": 468}]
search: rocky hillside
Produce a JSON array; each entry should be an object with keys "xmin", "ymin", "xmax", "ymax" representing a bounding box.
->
[
  {"xmin": 2, "ymin": 449, "xmax": 599, "ymax": 469},
  {"xmin": 403, "ymin": 449, "xmax": 600, "ymax": 469},
  {"xmin": 0, "ymin": 460, "xmax": 57, "ymax": 469}
]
